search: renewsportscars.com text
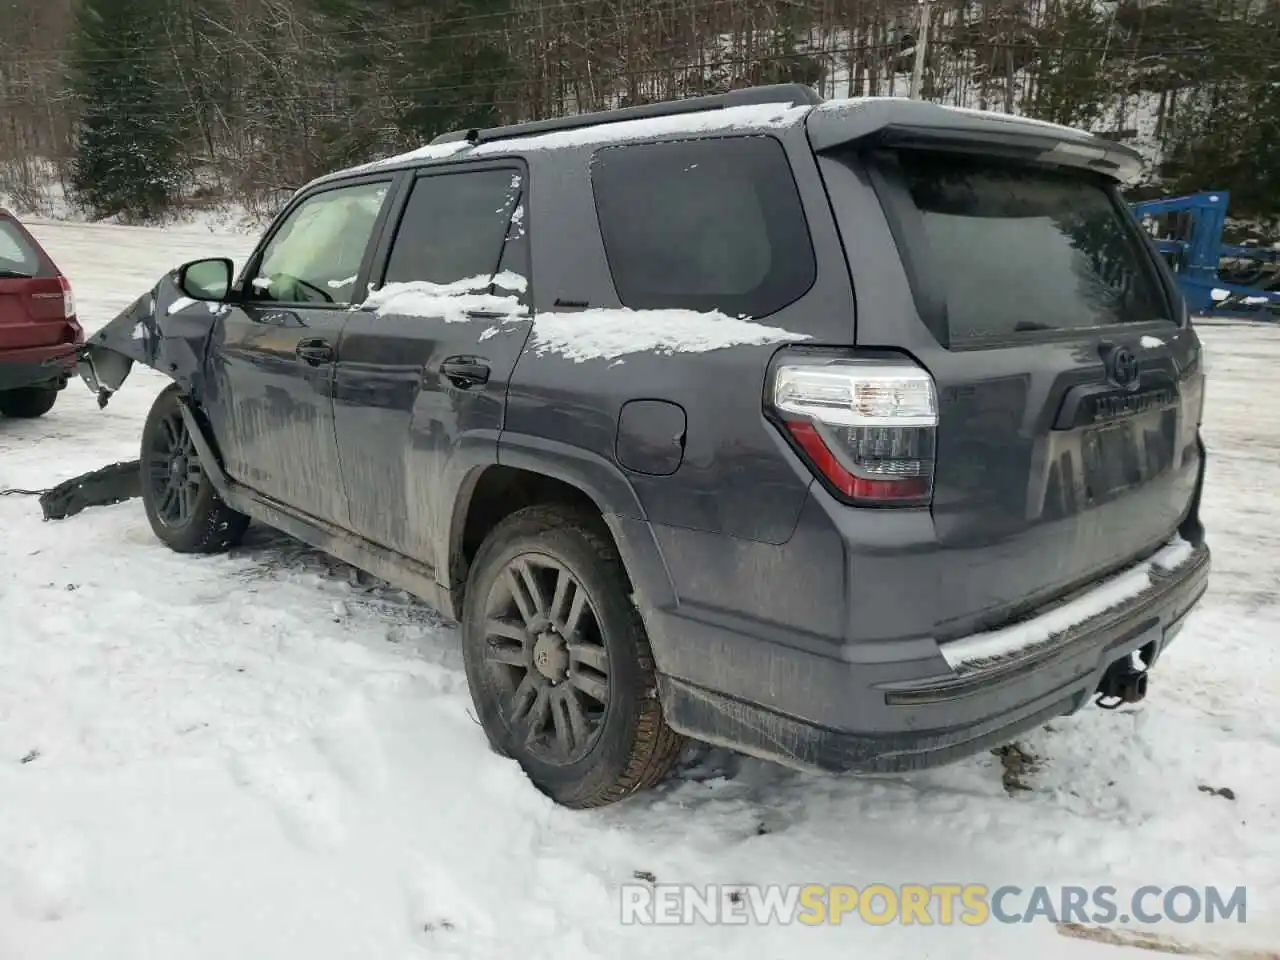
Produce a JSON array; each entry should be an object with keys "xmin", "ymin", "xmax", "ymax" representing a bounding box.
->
[{"xmin": 619, "ymin": 883, "xmax": 1248, "ymax": 926}]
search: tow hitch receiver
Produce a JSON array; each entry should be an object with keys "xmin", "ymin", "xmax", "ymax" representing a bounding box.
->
[{"xmin": 1095, "ymin": 656, "xmax": 1150, "ymax": 710}]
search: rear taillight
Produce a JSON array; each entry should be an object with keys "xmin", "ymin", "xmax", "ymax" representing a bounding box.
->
[
  {"xmin": 768, "ymin": 355, "xmax": 938, "ymax": 506},
  {"xmin": 58, "ymin": 276, "xmax": 76, "ymax": 319}
]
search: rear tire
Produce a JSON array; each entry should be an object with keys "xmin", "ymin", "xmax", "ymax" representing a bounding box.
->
[
  {"xmin": 461, "ymin": 504, "xmax": 684, "ymax": 808},
  {"xmin": 0, "ymin": 386, "xmax": 58, "ymax": 418},
  {"xmin": 140, "ymin": 384, "xmax": 249, "ymax": 554}
]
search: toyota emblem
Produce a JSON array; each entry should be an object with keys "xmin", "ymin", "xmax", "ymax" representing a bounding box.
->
[{"xmin": 1108, "ymin": 346, "xmax": 1140, "ymax": 388}]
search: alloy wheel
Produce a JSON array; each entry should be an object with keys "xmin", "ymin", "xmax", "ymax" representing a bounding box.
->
[
  {"xmin": 482, "ymin": 553, "xmax": 611, "ymax": 765},
  {"xmin": 145, "ymin": 410, "xmax": 203, "ymax": 527}
]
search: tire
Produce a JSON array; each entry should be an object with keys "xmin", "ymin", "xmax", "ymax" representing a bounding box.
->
[
  {"xmin": 0, "ymin": 386, "xmax": 58, "ymax": 418},
  {"xmin": 461, "ymin": 504, "xmax": 685, "ymax": 808},
  {"xmin": 140, "ymin": 384, "xmax": 249, "ymax": 554}
]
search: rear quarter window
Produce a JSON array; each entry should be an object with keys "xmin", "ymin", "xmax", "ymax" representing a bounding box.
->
[
  {"xmin": 879, "ymin": 151, "xmax": 1172, "ymax": 342},
  {"xmin": 0, "ymin": 219, "xmax": 42, "ymax": 276},
  {"xmin": 590, "ymin": 136, "xmax": 815, "ymax": 318}
]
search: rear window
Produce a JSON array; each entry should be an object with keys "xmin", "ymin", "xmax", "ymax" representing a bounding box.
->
[
  {"xmin": 884, "ymin": 152, "xmax": 1170, "ymax": 341},
  {"xmin": 0, "ymin": 220, "xmax": 42, "ymax": 276},
  {"xmin": 590, "ymin": 136, "xmax": 815, "ymax": 318}
]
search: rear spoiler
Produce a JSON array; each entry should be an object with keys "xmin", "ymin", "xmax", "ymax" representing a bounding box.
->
[{"xmin": 806, "ymin": 98, "xmax": 1145, "ymax": 183}]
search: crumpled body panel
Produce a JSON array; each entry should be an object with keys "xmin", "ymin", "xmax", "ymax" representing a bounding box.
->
[{"xmin": 76, "ymin": 268, "xmax": 225, "ymax": 406}]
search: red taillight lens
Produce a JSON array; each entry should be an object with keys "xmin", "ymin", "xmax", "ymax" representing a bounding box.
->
[{"xmin": 769, "ymin": 357, "xmax": 938, "ymax": 507}]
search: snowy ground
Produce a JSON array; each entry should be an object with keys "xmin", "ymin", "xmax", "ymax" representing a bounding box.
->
[{"xmin": 1, "ymin": 221, "xmax": 1277, "ymax": 960}]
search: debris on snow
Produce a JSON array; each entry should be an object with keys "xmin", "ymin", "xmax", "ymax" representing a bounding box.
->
[
  {"xmin": 37, "ymin": 459, "xmax": 141, "ymax": 521},
  {"xmin": 994, "ymin": 742, "xmax": 1041, "ymax": 795},
  {"xmin": 1055, "ymin": 922, "xmax": 1277, "ymax": 958},
  {"xmin": 1198, "ymin": 784, "xmax": 1237, "ymax": 801}
]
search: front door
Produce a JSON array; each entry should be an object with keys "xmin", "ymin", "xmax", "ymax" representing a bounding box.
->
[
  {"xmin": 332, "ymin": 162, "xmax": 532, "ymax": 575},
  {"xmin": 204, "ymin": 177, "xmax": 396, "ymax": 527}
]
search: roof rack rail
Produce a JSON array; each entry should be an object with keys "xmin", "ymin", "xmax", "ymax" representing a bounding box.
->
[{"xmin": 429, "ymin": 83, "xmax": 823, "ymax": 147}]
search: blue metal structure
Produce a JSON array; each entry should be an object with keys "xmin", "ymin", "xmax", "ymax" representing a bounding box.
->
[{"xmin": 1130, "ymin": 190, "xmax": 1280, "ymax": 319}]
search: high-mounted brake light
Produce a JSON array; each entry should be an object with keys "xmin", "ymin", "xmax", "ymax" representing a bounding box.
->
[{"xmin": 770, "ymin": 358, "xmax": 938, "ymax": 506}]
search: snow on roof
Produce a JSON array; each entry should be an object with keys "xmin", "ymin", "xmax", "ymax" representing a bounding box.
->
[
  {"xmin": 315, "ymin": 101, "xmax": 810, "ymax": 184},
  {"xmin": 322, "ymin": 93, "xmax": 1095, "ymax": 189},
  {"xmin": 331, "ymin": 141, "xmax": 472, "ymax": 179},
  {"xmin": 469, "ymin": 101, "xmax": 813, "ymax": 155},
  {"xmin": 816, "ymin": 95, "xmax": 1095, "ymax": 139}
]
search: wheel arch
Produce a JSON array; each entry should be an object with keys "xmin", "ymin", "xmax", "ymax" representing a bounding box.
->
[{"xmin": 448, "ymin": 436, "xmax": 678, "ymax": 617}]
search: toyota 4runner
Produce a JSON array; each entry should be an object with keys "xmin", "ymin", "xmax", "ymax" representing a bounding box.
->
[{"xmin": 77, "ymin": 84, "xmax": 1210, "ymax": 808}]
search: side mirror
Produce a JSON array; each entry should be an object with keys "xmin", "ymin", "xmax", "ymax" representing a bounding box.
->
[{"xmin": 177, "ymin": 257, "xmax": 234, "ymax": 301}]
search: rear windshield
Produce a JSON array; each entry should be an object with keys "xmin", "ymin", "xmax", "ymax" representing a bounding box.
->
[
  {"xmin": 883, "ymin": 152, "xmax": 1170, "ymax": 341},
  {"xmin": 0, "ymin": 219, "xmax": 42, "ymax": 277}
]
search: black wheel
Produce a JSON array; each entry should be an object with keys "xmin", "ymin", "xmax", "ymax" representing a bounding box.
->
[
  {"xmin": 0, "ymin": 386, "xmax": 58, "ymax": 418},
  {"xmin": 140, "ymin": 385, "xmax": 249, "ymax": 554},
  {"xmin": 461, "ymin": 504, "xmax": 684, "ymax": 808}
]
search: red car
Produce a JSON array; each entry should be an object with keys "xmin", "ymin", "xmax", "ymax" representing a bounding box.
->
[{"xmin": 0, "ymin": 209, "xmax": 82, "ymax": 418}]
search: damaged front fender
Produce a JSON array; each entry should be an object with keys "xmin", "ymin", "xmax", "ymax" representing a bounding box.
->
[{"xmin": 77, "ymin": 266, "xmax": 229, "ymax": 408}]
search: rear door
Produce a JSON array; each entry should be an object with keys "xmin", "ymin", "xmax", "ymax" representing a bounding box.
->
[
  {"xmin": 817, "ymin": 142, "xmax": 1204, "ymax": 630},
  {"xmin": 203, "ymin": 178, "xmax": 395, "ymax": 527},
  {"xmin": 0, "ymin": 216, "xmax": 72, "ymax": 352},
  {"xmin": 331, "ymin": 162, "xmax": 529, "ymax": 572}
]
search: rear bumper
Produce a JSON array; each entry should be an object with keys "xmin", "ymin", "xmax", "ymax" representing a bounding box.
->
[
  {"xmin": 656, "ymin": 537, "xmax": 1209, "ymax": 774},
  {"xmin": 0, "ymin": 344, "xmax": 79, "ymax": 391}
]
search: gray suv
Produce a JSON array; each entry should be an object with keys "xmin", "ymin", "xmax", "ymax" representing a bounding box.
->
[{"xmin": 79, "ymin": 83, "xmax": 1210, "ymax": 808}]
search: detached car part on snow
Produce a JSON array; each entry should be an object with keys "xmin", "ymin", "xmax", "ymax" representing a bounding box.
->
[{"xmin": 72, "ymin": 84, "xmax": 1211, "ymax": 808}]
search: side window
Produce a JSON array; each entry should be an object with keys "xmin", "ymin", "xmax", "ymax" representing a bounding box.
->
[
  {"xmin": 590, "ymin": 137, "xmax": 816, "ymax": 318},
  {"xmin": 383, "ymin": 168, "xmax": 522, "ymax": 287},
  {"xmin": 249, "ymin": 180, "xmax": 390, "ymax": 305}
]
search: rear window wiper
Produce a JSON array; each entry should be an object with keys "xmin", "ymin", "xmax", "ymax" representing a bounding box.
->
[
  {"xmin": 0, "ymin": 268, "xmax": 34, "ymax": 279},
  {"xmin": 1014, "ymin": 321, "xmax": 1053, "ymax": 331}
]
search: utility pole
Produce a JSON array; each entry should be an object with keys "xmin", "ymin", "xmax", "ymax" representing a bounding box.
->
[{"xmin": 909, "ymin": 0, "xmax": 932, "ymax": 100}]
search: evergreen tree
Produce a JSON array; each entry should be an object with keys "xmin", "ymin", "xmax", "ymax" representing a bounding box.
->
[{"xmin": 70, "ymin": 0, "xmax": 184, "ymax": 220}]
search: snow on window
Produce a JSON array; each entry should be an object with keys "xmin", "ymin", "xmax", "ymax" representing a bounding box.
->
[
  {"xmin": 363, "ymin": 276, "xmax": 527, "ymax": 324},
  {"xmin": 491, "ymin": 270, "xmax": 526, "ymax": 293},
  {"xmin": 529, "ymin": 307, "xmax": 809, "ymax": 363}
]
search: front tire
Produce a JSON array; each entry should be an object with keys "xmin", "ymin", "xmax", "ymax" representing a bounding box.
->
[
  {"xmin": 140, "ymin": 385, "xmax": 249, "ymax": 554},
  {"xmin": 461, "ymin": 504, "xmax": 684, "ymax": 808},
  {"xmin": 0, "ymin": 386, "xmax": 58, "ymax": 418}
]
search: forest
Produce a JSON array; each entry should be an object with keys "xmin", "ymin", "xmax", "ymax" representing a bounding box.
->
[{"xmin": 1, "ymin": 0, "xmax": 1278, "ymax": 225}]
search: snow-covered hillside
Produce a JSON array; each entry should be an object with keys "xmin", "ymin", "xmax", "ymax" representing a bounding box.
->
[{"xmin": 0, "ymin": 220, "xmax": 1276, "ymax": 959}]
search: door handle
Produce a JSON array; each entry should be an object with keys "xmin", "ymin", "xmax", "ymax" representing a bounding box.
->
[
  {"xmin": 296, "ymin": 338, "xmax": 334, "ymax": 365},
  {"xmin": 465, "ymin": 309, "xmax": 510, "ymax": 321},
  {"xmin": 440, "ymin": 356, "xmax": 490, "ymax": 388}
]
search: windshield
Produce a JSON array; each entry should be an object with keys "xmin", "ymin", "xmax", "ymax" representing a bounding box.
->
[{"xmin": 880, "ymin": 151, "xmax": 1171, "ymax": 342}]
